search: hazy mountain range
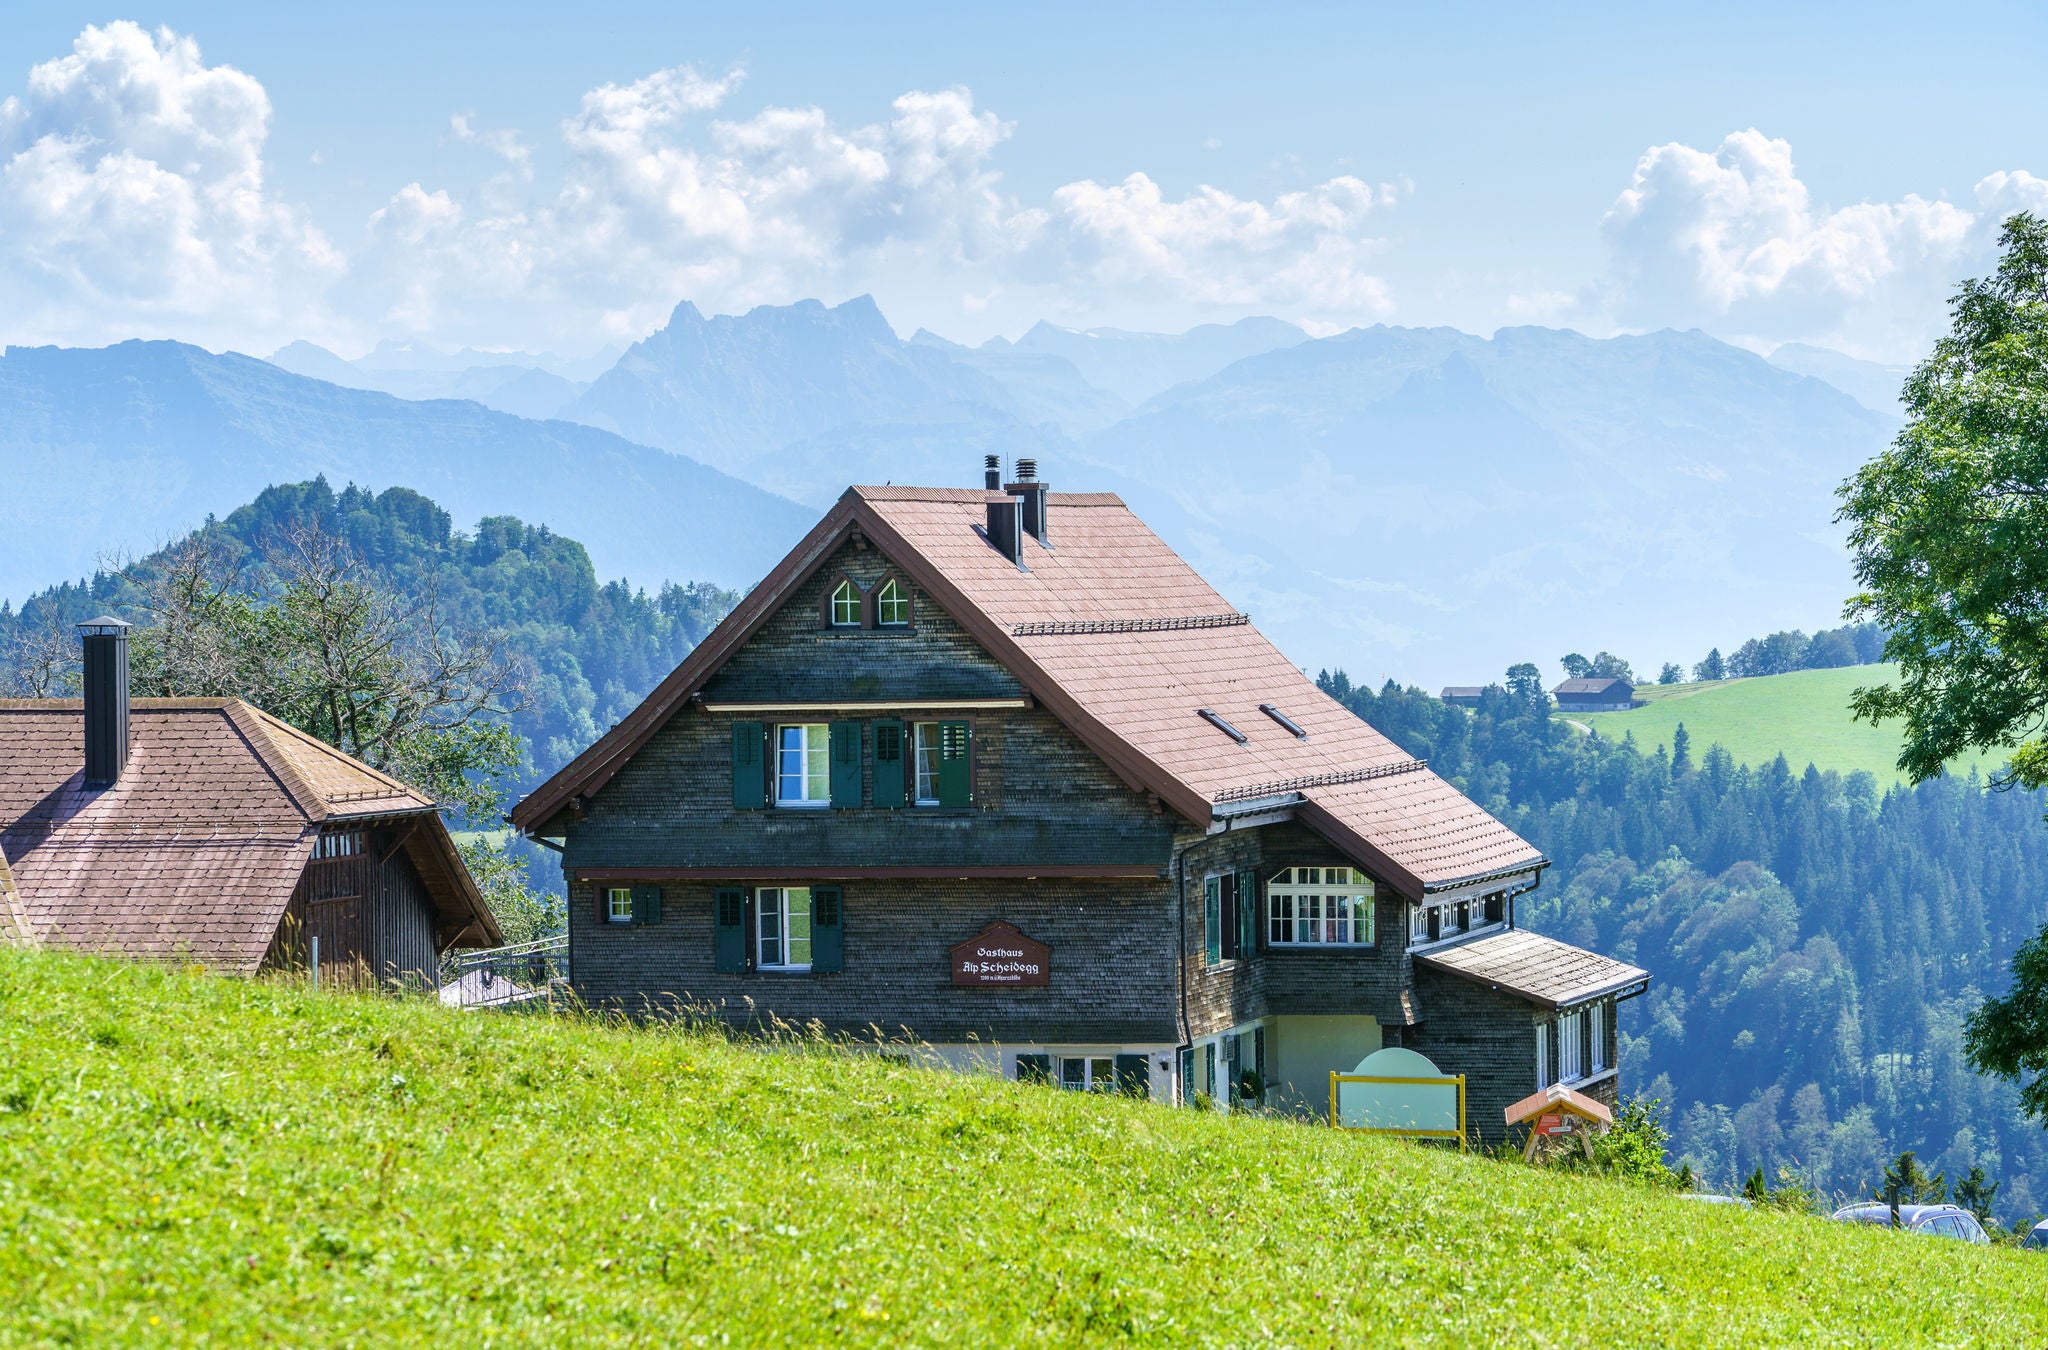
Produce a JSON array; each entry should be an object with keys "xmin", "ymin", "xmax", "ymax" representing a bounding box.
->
[{"xmin": 2, "ymin": 299, "xmax": 1905, "ymax": 687}]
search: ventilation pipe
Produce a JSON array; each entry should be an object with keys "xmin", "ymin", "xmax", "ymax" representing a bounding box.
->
[
  {"xmin": 1006, "ymin": 456, "xmax": 1049, "ymax": 545},
  {"xmin": 983, "ymin": 454, "xmax": 1002, "ymax": 491},
  {"xmin": 78, "ymin": 616, "xmax": 131, "ymax": 789}
]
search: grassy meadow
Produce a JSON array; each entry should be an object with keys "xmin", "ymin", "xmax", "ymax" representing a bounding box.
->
[
  {"xmin": 1, "ymin": 949, "xmax": 2044, "ymax": 1346},
  {"xmin": 1567, "ymin": 666, "xmax": 2006, "ymax": 783}
]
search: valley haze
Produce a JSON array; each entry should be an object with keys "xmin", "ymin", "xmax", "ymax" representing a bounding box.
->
[{"xmin": 6, "ymin": 300, "xmax": 1893, "ymax": 692}]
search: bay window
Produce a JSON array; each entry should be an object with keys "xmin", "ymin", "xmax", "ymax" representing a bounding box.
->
[{"xmin": 1266, "ymin": 866, "xmax": 1375, "ymax": 946}]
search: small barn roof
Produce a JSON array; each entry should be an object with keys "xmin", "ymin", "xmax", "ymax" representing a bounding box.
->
[
  {"xmin": 1413, "ymin": 928, "xmax": 1649, "ymax": 1008},
  {"xmin": 0, "ymin": 699, "xmax": 500, "ymax": 970},
  {"xmin": 1440, "ymin": 687, "xmax": 1485, "ymax": 699},
  {"xmin": 513, "ymin": 487, "xmax": 1546, "ymax": 900},
  {"xmin": 1553, "ymin": 677, "xmax": 1631, "ymax": 696}
]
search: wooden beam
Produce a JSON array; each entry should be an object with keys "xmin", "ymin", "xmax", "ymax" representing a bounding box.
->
[
  {"xmin": 697, "ymin": 698, "xmax": 1031, "ymax": 713},
  {"xmin": 573, "ymin": 864, "xmax": 1165, "ymax": 882}
]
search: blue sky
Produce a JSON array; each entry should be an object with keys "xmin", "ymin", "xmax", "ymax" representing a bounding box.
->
[{"xmin": 1, "ymin": 3, "xmax": 2042, "ymax": 360}]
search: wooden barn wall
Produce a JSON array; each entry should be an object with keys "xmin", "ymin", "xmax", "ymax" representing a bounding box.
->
[{"xmin": 376, "ymin": 843, "xmax": 441, "ymax": 989}]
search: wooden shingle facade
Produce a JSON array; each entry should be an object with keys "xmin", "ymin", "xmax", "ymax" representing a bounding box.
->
[{"xmin": 513, "ymin": 474, "xmax": 1648, "ymax": 1139}]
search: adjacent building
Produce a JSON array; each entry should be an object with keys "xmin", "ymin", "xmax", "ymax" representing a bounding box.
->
[
  {"xmin": 0, "ymin": 618, "xmax": 502, "ymax": 982},
  {"xmin": 511, "ymin": 466, "xmax": 1647, "ymax": 1139},
  {"xmin": 1440, "ymin": 687, "xmax": 1486, "ymax": 709},
  {"xmin": 1552, "ymin": 677, "xmax": 1636, "ymax": 712}
]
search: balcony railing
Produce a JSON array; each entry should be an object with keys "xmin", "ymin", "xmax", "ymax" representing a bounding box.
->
[{"xmin": 440, "ymin": 933, "xmax": 568, "ymax": 1010}]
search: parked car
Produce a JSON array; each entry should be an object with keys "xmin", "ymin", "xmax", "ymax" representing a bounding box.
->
[
  {"xmin": 2024, "ymin": 1220, "xmax": 2048, "ymax": 1250},
  {"xmin": 1830, "ymin": 1203, "xmax": 1990, "ymax": 1243}
]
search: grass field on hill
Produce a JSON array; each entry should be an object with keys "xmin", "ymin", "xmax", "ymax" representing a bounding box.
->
[
  {"xmin": 1, "ymin": 952, "xmax": 2042, "ymax": 1345},
  {"xmin": 1568, "ymin": 666, "xmax": 2006, "ymax": 783}
]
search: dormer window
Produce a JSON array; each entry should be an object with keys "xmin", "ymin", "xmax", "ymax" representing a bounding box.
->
[
  {"xmin": 875, "ymin": 577, "xmax": 910, "ymax": 627},
  {"xmin": 829, "ymin": 579, "xmax": 861, "ymax": 627}
]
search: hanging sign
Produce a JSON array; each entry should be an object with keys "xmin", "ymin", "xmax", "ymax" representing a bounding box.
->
[{"xmin": 950, "ymin": 921, "xmax": 1050, "ymax": 987}]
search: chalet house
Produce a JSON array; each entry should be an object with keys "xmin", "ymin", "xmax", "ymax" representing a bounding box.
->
[
  {"xmin": 1440, "ymin": 687, "xmax": 1485, "ymax": 709},
  {"xmin": 1552, "ymin": 677, "xmax": 1636, "ymax": 713},
  {"xmin": 511, "ymin": 465, "xmax": 1648, "ymax": 1140},
  {"xmin": 0, "ymin": 618, "xmax": 501, "ymax": 983}
]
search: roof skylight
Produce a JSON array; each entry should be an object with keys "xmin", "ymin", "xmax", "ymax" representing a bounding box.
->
[
  {"xmin": 1259, "ymin": 703, "xmax": 1308, "ymax": 739},
  {"xmin": 1197, "ymin": 708, "xmax": 1248, "ymax": 744}
]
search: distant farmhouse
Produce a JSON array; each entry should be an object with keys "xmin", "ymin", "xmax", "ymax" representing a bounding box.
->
[
  {"xmin": 0, "ymin": 619, "xmax": 501, "ymax": 984},
  {"xmin": 514, "ymin": 461, "xmax": 1649, "ymax": 1139},
  {"xmin": 1552, "ymin": 677, "xmax": 1636, "ymax": 713},
  {"xmin": 1440, "ymin": 687, "xmax": 1485, "ymax": 709}
]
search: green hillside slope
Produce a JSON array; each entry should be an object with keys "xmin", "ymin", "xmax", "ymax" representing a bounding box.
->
[
  {"xmin": 1, "ymin": 951, "xmax": 2040, "ymax": 1346},
  {"xmin": 1567, "ymin": 666, "xmax": 2005, "ymax": 782}
]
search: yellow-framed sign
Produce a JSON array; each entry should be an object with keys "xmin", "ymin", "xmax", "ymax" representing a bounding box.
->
[{"xmin": 1329, "ymin": 1047, "xmax": 1466, "ymax": 1148}]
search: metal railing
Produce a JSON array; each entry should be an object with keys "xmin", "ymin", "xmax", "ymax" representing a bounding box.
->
[{"xmin": 440, "ymin": 933, "xmax": 568, "ymax": 1010}]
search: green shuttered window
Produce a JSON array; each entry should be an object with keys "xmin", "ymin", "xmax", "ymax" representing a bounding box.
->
[
  {"xmin": 732, "ymin": 722, "xmax": 766, "ymax": 809},
  {"xmin": 873, "ymin": 719, "xmax": 905, "ymax": 808},
  {"xmin": 631, "ymin": 884, "xmax": 662, "ymax": 925},
  {"xmin": 1237, "ymin": 868, "xmax": 1258, "ymax": 956},
  {"xmin": 714, "ymin": 886, "xmax": 749, "ymax": 972},
  {"xmin": 811, "ymin": 885, "xmax": 843, "ymax": 973},
  {"xmin": 938, "ymin": 720, "xmax": 971, "ymax": 807},
  {"xmin": 829, "ymin": 722, "xmax": 862, "ymax": 808}
]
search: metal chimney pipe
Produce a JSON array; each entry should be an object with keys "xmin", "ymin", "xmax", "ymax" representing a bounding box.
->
[
  {"xmin": 983, "ymin": 454, "xmax": 1002, "ymax": 491},
  {"xmin": 1005, "ymin": 459, "xmax": 1050, "ymax": 546},
  {"xmin": 78, "ymin": 616, "xmax": 132, "ymax": 789}
]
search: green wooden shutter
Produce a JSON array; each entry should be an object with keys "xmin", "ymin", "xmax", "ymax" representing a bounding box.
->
[
  {"xmin": 1220, "ymin": 874, "xmax": 1238, "ymax": 961},
  {"xmin": 1204, "ymin": 877, "xmax": 1222, "ymax": 965},
  {"xmin": 829, "ymin": 722, "xmax": 862, "ymax": 808},
  {"xmin": 732, "ymin": 722, "xmax": 765, "ymax": 809},
  {"xmin": 872, "ymin": 719, "xmax": 905, "ymax": 808},
  {"xmin": 1251, "ymin": 1026, "xmax": 1267, "ymax": 1104},
  {"xmin": 1113, "ymin": 1053, "xmax": 1149, "ymax": 1097},
  {"xmin": 714, "ymin": 886, "xmax": 747, "ymax": 972},
  {"xmin": 1237, "ymin": 868, "xmax": 1258, "ymax": 955},
  {"xmin": 632, "ymin": 884, "xmax": 662, "ymax": 925},
  {"xmin": 938, "ymin": 720, "xmax": 971, "ymax": 807},
  {"xmin": 811, "ymin": 885, "xmax": 843, "ymax": 973},
  {"xmin": 1014, "ymin": 1053, "xmax": 1052, "ymax": 1084}
]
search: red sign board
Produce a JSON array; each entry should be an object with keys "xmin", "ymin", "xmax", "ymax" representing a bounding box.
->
[
  {"xmin": 950, "ymin": 921, "xmax": 1050, "ymax": 987},
  {"xmin": 1538, "ymin": 1112, "xmax": 1570, "ymax": 1135}
]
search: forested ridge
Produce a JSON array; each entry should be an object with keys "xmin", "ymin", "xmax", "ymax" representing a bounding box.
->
[
  {"xmin": 1323, "ymin": 669, "xmax": 2048, "ymax": 1219},
  {"xmin": 0, "ymin": 478, "xmax": 738, "ymax": 797}
]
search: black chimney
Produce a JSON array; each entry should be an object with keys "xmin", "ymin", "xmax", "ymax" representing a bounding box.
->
[
  {"xmin": 986, "ymin": 494, "xmax": 1024, "ymax": 565},
  {"xmin": 1006, "ymin": 457, "xmax": 1049, "ymax": 545},
  {"xmin": 983, "ymin": 454, "xmax": 1002, "ymax": 491},
  {"xmin": 78, "ymin": 616, "xmax": 131, "ymax": 789}
]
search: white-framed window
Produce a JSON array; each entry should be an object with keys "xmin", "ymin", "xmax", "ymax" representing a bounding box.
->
[
  {"xmin": 829, "ymin": 579, "xmax": 861, "ymax": 627},
  {"xmin": 1266, "ymin": 866, "xmax": 1375, "ymax": 946},
  {"xmin": 1058, "ymin": 1056, "xmax": 1116, "ymax": 1092},
  {"xmin": 875, "ymin": 577, "xmax": 910, "ymax": 626},
  {"xmin": 607, "ymin": 887, "xmax": 633, "ymax": 924},
  {"xmin": 777, "ymin": 723, "xmax": 830, "ymax": 805},
  {"xmin": 313, "ymin": 832, "xmax": 362, "ymax": 860},
  {"xmin": 1558, "ymin": 1008, "xmax": 1585, "ymax": 1084},
  {"xmin": 757, "ymin": 887, "xmax": 814, "ymax": 970},
  {"xmin": 1589, "ymin": 1002, "xmax": 1607, "ymax": 1074},
  {"xmin": 913, "ymin": 721, "xmax": 942, "ymax": 805}
]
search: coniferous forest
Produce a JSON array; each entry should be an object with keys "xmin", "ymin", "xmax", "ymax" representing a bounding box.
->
[{"xmin": 1320, "ymin": 668, "xmax": 2048, "ymax": 1220}]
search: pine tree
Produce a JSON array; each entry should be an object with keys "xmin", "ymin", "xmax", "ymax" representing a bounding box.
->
[
  {"xmin": 1955, "ymin": 1165, "xmax": 2000, "ymax": 1222},
  {"xmin": 1694, "ymin": 648, "xmax": 1726, "ymax": 681},
  {"xmin": 1672, "ymin": 723, "xmax": 1692, "ymax": 776},
  {"xmin": 1878, "ymin": 1150, "xmax": 1947, "ymax": 1204}
]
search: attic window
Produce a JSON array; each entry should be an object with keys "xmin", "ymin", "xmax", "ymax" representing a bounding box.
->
[
  {"xmin": 875, "ymin": 577, "xmax": 910, "ymax": 626},
  {"xmin": 312, "ymin": 832, "xmax": 362, "ymax": 860},
  {"xmin": 1259, "ymin": 704, "xmax": 1308, "ymax": 739},
  {"xmin": 1197, "ymin": 709, "xmax": 1248, "ymax": 744},
  {"xmin": 829, "ymin": 579, "xmax": 861, "ymax": 627}
]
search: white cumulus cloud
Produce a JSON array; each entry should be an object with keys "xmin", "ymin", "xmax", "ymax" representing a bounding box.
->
[
  {"xmin": 0, "ymin": 21, "xmax": 340, "ymax": 350},
  {"xmin": 1598, "ymin": 129, "xmax": 1999, "ymax": 360}
]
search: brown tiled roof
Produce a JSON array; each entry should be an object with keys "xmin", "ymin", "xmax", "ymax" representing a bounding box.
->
[
  {"xmin": 512, "ymin": 485, "xmax": 1546, "ymax": 898},
  {"xmin": 0, "ymin": 699, "xmax": 498, "ymax": 971},
  {"xmin": 1413, "ymin": 928, "xmax": 1649, "ymax": 1008},
  {"xmin": 1553, "ymin": 677, "xmax": 1630, "ymax": 696}
]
